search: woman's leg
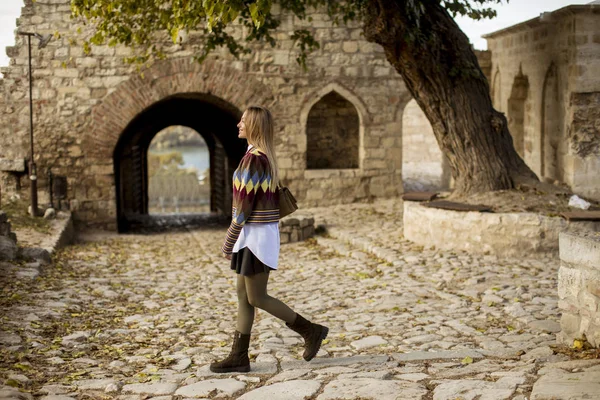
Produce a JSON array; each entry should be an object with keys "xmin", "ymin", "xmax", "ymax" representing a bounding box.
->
[
  {"xmin": 245, "ymin": 272, "xmax": 328, "ymax": 362},
  {"xmin": 244, "ymin": 272, "xmax": 296, "ymax": 324},
  {"xmin": 209, "ymin": 275, "xmax": 253, "ymax": 373},
  {"xmin": 236, "ymin": 274, "xmax": 255, "ymax": 334}
]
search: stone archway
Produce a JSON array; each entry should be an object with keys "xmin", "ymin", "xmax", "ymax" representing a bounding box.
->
[
  {"xmin": 306, "ymin": 91, "xmax": 360, "ymax": 169},
  {"xmin": 82, "ymin": 59, "xmax": 276, "ymax": 231},
  {"xmin": 113, "ymin": 93, "xmax": 246, "ymax": 232},
  {"xmin": 507, "ymin": 68, "xmax": 530, "ymax": 158},
  {"xmin": 541, "ymin": 63, "xmax": 562, "ymax": 181}
]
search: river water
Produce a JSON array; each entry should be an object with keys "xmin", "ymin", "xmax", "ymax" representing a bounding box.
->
[{"xmin": 150, "ymin": 146, "xmax": 210, "ymax": 178}]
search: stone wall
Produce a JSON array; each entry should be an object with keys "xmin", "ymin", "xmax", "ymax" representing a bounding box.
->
[
  {"xmin": 403, "ymin": 201, "xmax": 600, "ymax": 257},
  {"xmin": 0, "ymin": 0, "xmax": 408, "ymax": 229},
  {"xmin": 558, "ymin": 232, "xmax": 600, "ymax": 348},
  {"xmin": 399, "ymin": 51, "xmax": 490, "ymax": 192},
  {"xmin": 280, "ymin": 214, "xmax": 315, "ymax": 244},
  {"xmin": 485, "ymin": 5, "xmax": 600, "ymax": 200},
  {"xmin": 401, "ymin": 99, "xmax": 450, "ymax": 191},
  {"xmin": 0, "ymin": 211, "xmax": 18, "ymax": 260}
]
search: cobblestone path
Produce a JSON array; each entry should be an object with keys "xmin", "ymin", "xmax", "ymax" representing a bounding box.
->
[{"xmin": 1, "ymin": 199, "xmax": 599, "ymax": 400}]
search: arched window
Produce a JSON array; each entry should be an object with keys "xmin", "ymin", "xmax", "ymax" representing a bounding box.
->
[
  {"xmin": 541, "ymin": 63, "xmax": 562, "ymax": 181},
  {"xmin": 507, "ymin": 68, "xmax": 529, "ymax": 158},
  {"xmin": 306, "ymin": 91, "xmax": 359, "ymax": 169},
  {"xmin": 492, "ymin": 68, "xmax": 502, "ymax": 111}
]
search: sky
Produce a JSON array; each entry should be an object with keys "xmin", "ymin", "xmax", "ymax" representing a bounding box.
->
[{"xmin": 0, "ymin": 0, "xmax": 594, "ymax": 70}]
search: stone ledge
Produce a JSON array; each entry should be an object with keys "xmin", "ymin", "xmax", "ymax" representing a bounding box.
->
[
  {"xmin": 403, "ymin": 201, "xmax": 600, "ymax": 257},
  {"xmin": 14, "ymin": 211, "xmax": 75, "ymax": 259},
  {"xmin": 559, "ymin": 231, "xmax": 600, "ymax": 269},
  {"xmin": 0, "ymin": 158, "xmax": 26, "ymax": 172}
]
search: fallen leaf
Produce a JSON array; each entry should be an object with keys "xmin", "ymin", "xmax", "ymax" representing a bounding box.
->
[{"xmin": 461, "ymin": 356, "xmax": 474, "ymax": 365}]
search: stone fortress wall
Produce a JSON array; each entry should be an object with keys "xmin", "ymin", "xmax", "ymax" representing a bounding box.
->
[{"xmin": 0, "ymin": 0, "xmax": 411, "ymax": 229}]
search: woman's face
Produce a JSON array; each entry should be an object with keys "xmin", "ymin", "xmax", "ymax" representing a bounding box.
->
[{"xmin": 237, "ymin": 112, "xmax": 247, "ymax": 139}]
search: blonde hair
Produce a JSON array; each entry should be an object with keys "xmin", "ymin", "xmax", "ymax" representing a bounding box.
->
[{"xmin": 244, "ymin": 106, "xmax": 279, "ymax": 187}]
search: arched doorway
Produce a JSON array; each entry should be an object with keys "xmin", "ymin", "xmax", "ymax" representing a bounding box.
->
[
  {"xmin": 113, "ymin": 93, "xmax": 246, "ymax": 232},
  {"xmin": 541, "ymin": 63, "xmax": 562, "ymax": 181},
  {"xmin": 507, "ymin": 69, "xmax": 529, "ymax": 158},
  {"xmin": 147, "ymin": 126, "xmax": 210, "ymax": 214}
]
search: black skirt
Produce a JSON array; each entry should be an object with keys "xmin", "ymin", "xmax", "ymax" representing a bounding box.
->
[{"xmin": 231, "ymin": 247, "xmax": 275, "ymax": 276}]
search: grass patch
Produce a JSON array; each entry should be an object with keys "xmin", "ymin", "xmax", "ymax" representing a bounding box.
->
[{"xmin": 1, "ymin": 197, "xmax": 51, "ymax": 234}]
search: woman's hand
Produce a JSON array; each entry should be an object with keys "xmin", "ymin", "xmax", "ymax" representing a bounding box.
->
[{"xmin": 223, "ymin": 252, "xmax": 232, "ymax": 261}]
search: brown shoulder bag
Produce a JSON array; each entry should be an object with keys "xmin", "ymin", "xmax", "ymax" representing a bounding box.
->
[{"xmin": 278, "ymin": 185, "xmax": 298, "ymax": 218}]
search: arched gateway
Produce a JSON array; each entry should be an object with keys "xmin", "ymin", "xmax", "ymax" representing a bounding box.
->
[{"xmin": 83, "ymin": 60, "xmax": 276, "ymax": 231}]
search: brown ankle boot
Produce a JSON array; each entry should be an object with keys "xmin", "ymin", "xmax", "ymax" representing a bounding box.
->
[
  {"xmin": 286, "ymin": 314, "xmax": 329, "ymax": 361},
  {"xmin": 209, "ymin": 331, "xmax": 251, "ymax": 373}
]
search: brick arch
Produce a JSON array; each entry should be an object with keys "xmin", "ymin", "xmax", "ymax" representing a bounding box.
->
[
  {"xmin": 84, "ymin": 59, "xmax": 276, "ymax": 159},
  {"xmin": 299, "ymin": 82, "xmax": 370, "ymax": 127}
]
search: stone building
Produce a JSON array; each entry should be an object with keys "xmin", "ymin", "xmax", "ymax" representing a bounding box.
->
[
  {"xmin": 0, "ymin": 0, "xmax": 410, "ymax": 230},
  {"xmin": 402, "ymin": 2, "xmax": 600, "ymax": 200},
  {"xmin": 485, "ymin": 2, "xmax": 600, "ymax": 200}
]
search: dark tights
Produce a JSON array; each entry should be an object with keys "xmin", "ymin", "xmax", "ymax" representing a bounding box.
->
[{"xmin": 236, "ymin": 272, "xmax": 296, "ymax": 334}]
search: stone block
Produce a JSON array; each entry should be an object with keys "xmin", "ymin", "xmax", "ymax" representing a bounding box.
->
[
  {"xmin": 237, "ymin": 380, "xmax": 321, "ymax": 400},
  {"xmin": 290, "ymin": 229, "xmax": 299, "ymax": 243},
  {"xmin": 20, "ymin": 247, "xmax": 52, "ymax": 265},
  {"xmin": 560, "ymin": 313, "xmax": 581, "ymax": 335},
  {"xmin": 342, "ymin": 41, "xmax": 358, "ymax": 53},
  {"xmin": 54, "ymin": 68, "xmax": 79, "ymax": 78},
  {"xmin": 302, "ymin": 225, "xmax": 314, "ymax": 239},
  {"xmin": 0, "ymin": 158, "xmax": 26, "ymax": 172},
  {"xmin": 299, "ymin": 217, "xmax": 314, "ymax": 228},
  {"xmin": 0, "ymin": 223, "xmax": 12, "ymax": 237},
  {"xmin": 280, "ymin": 233, "xmax": 290, "ymax": 244},
  {"xmin": 0, "ymin": 236, "xmax": 18, "ymax": 260},
  {"xmin": 579, "ymin": 291, "xmax": 600, "ymax": 314},
  {"xmin": 531, "ymin": 371, "xmax": 600, "ymax": 400},
  {"xmin": 558, "ymin": 266, "xmax": 584, "ymax": 299},
  {"xmin": 281, "ymin": 217, "xmax": 299, "ymax": 227},
  {"xmin": 560, "ymin": 232, "xmax": 600, "ymax": 270}
]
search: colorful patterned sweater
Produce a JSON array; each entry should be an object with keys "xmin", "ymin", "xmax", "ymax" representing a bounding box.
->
[{"xmin": 222, "ymin": 147, "xmax": 279, "ymax": 255}]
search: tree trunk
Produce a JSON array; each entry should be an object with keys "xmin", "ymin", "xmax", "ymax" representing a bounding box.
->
[{"xmin": 363, "ymin": 0, "xmax": 539, "ymax": 195}]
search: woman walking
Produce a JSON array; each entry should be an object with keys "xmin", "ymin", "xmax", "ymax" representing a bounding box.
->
[{"xmin": 210, "ymin": 106, "xmax": 329, "ymax": 373}]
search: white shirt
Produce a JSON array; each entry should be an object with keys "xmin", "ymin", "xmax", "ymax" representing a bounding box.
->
[{"xmin": 232, "ymin": 145, "xmax": 280, "ymax": 269}]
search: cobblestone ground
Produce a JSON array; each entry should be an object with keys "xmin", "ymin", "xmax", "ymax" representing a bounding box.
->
[{"xmin": 1, "ymin": 199, "xmax": 600, "ymax": 400}]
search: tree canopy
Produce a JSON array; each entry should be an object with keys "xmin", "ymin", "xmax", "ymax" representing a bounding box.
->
[{"xmin": 71, "ymin": 0, "xmax": 506, "ymax": 68}]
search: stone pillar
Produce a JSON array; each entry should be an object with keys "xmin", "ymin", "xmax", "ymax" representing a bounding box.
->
[{"xmin": 558, "ymin": 232, "xmax": 600, "ymax": 347}]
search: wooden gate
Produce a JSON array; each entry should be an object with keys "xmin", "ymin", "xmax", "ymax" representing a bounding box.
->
[{"xmin": 117, "ymin": 144, "xmax": 147, "ymax": 231}]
